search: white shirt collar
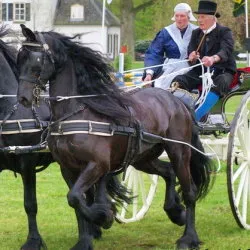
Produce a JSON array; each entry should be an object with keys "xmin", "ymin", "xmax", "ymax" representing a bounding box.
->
[{"xmin": 202, "ymin": 23, "xmax": 217, "ymax": 34}]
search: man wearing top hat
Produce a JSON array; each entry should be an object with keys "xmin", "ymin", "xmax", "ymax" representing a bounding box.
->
[{"xmin": 171, "ymin": 0, "xmax": 237, "ymax": 121}]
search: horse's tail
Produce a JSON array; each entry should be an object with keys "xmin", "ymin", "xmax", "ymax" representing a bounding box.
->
[
  {"xmin": 106, "ymin": 174, "xmax": 133, "ymax": 213},
  {"xmin": 190, "ymin": 124, "xmax": 216, "ymax": 200}
]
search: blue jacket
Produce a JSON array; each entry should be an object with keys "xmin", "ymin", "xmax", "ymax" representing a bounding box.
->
[{"xmin": 144, "ymin": 23, "xmax": 197, "ymax": 78}]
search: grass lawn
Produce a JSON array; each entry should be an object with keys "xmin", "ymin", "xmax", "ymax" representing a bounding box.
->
[{"xmin": 0, "ymin": 163, "xmax": 250, "ymax": 250}]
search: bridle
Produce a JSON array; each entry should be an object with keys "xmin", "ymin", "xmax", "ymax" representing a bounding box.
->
[{"xmin": 19, "ymin": 32, "xmax": 55, "ymax": 105}]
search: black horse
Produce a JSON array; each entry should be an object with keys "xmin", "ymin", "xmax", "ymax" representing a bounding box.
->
[
  {"xmin": 0, "ymin": 26, "xmax": 55, "ymax": 249},
  {"xmin": 0, "ymin": 26, "xmax": 131, "ymax": 250},
  {"xmin": 17, "ymin": 25, "xmax": 215, "ymax": 250}
]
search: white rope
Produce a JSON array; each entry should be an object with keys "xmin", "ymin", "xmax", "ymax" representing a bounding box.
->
[
  {"xmin": 122, "ymin": 61, "xmax": 205, "ymax": 88},
  {"xmin": 122, "ymin": 59, "xmax": 190, "ymax": 73},
  {"xmin": 0, "ymin": 94, "xmax": 17, "ymax": 98},
  {"xmin": 49, "ymin": 94, "xmax": 107, "ymax": 101},
  {"xmin": 201, "ymin": 139, "xmax": 221, "ymax": 172},
  {"xmin": 0, "ymin": 94, "xmax": 106, "ymax": 100},
  {"xmin": 195, "ymin": 60, "xmax": 215, "ymax": 110},
  {"xmin": 161, "ymin": 137, "xmax": 216, "ymax": 157}
]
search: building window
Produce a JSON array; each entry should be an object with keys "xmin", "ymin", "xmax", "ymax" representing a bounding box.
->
[
  {"xmin": 108, "ymin": 34, "xmax": 113, "ymax": 54},
  {"xmin": 2, "ymin": 3, "xmax": 13, "ymax": 21},
  {"xmin": 107, "ymin": 34, "xmax": 119, "ymax": 59},
  {"xmin": 70, "ymin": 4, "xmax": 84, "ymax": 21},
  {"xmin": 14, "ymin": 3, "xmax": 25, "ymax": 21},
  {"xmin": 2, "ymin": 2, "xmax": 30, "ymax": 22},
  {"xmin": 113, "ymin": 34, "xmax": 118, "ymax": 58}
]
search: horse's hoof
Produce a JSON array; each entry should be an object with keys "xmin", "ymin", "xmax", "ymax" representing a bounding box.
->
[
  {"xmin": 176, "ymin": 243, "xmax": 200, "ymax": 250},
  {"xmin": 20, "ymin": 237, "xmax": 45, "ymax": 250},
  {"xmin": 176, "ymin": 235, "xmax": 200, "ymax": 250},
  {"xmin": 70, "ymin": 239, "xmax": 93, "ymax": 250}
]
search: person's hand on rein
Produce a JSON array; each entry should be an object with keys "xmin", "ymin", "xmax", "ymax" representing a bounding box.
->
[
  {"xmin": 201, "ymin": 56, "xmax": 217, "ymax": 67},
  {"xmin": 144, "ymin": 73, "xmax": 152, "ymax": 82},
  {"xmin": 143, "ymin": 74, "xmax": 153, "ymax": 88},
  {"xmin": 188, "ymin": 51, "xmax": 200, "ymax": 63}
]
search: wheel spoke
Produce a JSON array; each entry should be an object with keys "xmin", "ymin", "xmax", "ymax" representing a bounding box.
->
[
  {"xmin": 148, "ymin": 174, "xmax": 158, "ymax": 185},
  {"xmin": 138, "ymin": 173, "xmax": 147, "ymax": 205},
  {"xmin": 233, "ymin": 162, "xmax": 248, "ymax": 183},
  {"xmin": 235, "ymin": 167, "xmax": 247, "ymax": 207},
  {"xmin": 132, "ymin": 172, "xmax": 139, "ymax": 217},
  {"xmin": 115, "ymin": 166, "xmax": 158, "ymax": 223},
  {"xmin": 242, "ymin": 168, "xmax": 249, "ymax": 223},
  {"xmin": 237, "ymin": 128, "xmax": 248, "ymax": 158}
]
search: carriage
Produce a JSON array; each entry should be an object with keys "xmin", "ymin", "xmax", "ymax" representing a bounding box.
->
[{"xmin": 115, "ymin": 66, "xmax": 250, "ymax": 231}]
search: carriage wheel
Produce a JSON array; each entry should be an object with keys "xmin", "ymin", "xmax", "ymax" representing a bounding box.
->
[
  {"xmin": 227, "ymin": 91, "xmax": 250, "ymax": 229},
  {"xmin": 115, "ymin": 165, "xmax": 158, "ymax": 223}
]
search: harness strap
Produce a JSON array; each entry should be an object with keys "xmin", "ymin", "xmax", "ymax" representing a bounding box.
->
[
  {"xmin": 49, "ymin": 120, "xmax": 136, "ymax": 136},
  {"xmin": 0, "ymin": 102, "xmax": 50, "ymax": 135},
  {"xmin": 0, "ymin": 119, "xmax": 48, "ymax": 134}
]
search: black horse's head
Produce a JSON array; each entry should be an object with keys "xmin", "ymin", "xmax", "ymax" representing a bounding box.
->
[
  {"xmin": 18, "ymin": 25, "xmax": 56, "ymax": 107},
  {"xmin": 17, "ymin": 25, "xmax": 135, "ymax": 123}
]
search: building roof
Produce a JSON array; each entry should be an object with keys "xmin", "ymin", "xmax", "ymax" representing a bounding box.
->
[{"xmin": 54, "ymin": 0, "xmax": 120, "ymax": 26}]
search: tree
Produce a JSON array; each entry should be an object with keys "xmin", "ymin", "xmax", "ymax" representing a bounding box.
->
[{"xmin": 110, "ymin": 0, "xmax": 161, "ymax": 59}]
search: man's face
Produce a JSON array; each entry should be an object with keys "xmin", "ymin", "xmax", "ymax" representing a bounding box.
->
[
  {"xmin": 174, "ymin": 12, "xmax": 189, "ymax": 30},
  {"xmin": 197, "ymin": 14, "xmax": 215, "ymax": 30}
]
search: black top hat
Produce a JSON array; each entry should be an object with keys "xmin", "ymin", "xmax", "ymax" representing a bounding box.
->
[{"xmin": 194, "ymin": 0, "xmax": 220, "ymax": 18}]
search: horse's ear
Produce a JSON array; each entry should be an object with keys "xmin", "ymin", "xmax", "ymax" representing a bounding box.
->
[{"xmin": 20, "ymin": 24, "xmax": 37, "ymax": 42}]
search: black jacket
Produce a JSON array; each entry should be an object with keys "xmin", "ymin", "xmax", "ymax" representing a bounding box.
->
[{"xmin": 188, "ymin": 23, "xmax": 237, "ymax": 75}]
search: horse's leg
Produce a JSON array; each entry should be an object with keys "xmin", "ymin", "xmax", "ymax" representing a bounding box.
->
[
  {"xmin": 59, "ymin": 166, "xmax": 101, "ymax": 250},
  {"xmin": 93, "ymin": 174, "xmax": 115, "ymax": 229},
  {"xmin": 167, "ymin": 146, "xmax": 200, "ymax": 249},
  {"xmin": 152, "ymin": 159, "xmax": 186, "ymax": 226},
  {"xmin": 67, "ymin": 162, "xmax": 111, "ymax": 228},
  {"xmin": 20, "ymin": 164, "xmax": 45, "ymax": 250},
  {"xmin": 134, "ymin": 159, "xmax": 185, "ymax": 226}
]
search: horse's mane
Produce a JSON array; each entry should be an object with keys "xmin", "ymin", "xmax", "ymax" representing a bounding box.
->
[
  {"xmin": 0, "ymin": 26, "xmax": 18, "ymax": 80},
  {"xmin": 41, "ymin": 31, "xmax": 136, "ymax": 124}
]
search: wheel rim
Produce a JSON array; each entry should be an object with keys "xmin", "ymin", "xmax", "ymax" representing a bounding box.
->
[
  {"xmin": 115, "ymin": 165, "xmax": 158, "ymax": 223},
  {"xmin": 227, "ymin": 91, "xmax": 250, "ymax": 229}
]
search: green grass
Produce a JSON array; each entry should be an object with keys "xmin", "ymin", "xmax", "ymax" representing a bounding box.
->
[
  {"xmin": 0, "ymin": 163, "xmax": 250, "ymax": 250},
  {"xmin": 132, "ymin": 61, "xmax": 144, "ymax": 69}
]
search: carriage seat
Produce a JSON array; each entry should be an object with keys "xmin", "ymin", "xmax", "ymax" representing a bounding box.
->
[{"xmin": 171, "ymin": 67, "xmax": 250, "ymax": 113}]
